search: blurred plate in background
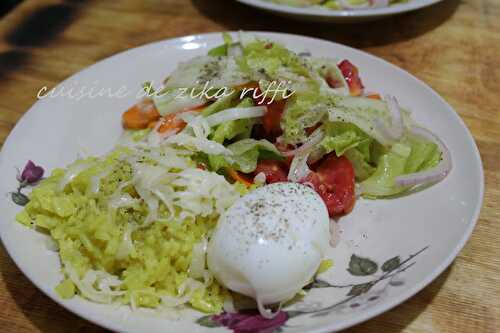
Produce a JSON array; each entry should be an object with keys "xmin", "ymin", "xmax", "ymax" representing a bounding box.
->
[{"xmin": 236, "ymin": 0, "xmax": 443, "ymax": 23}]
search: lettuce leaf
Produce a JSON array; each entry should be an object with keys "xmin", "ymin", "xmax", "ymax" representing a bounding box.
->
[
  {"xmin": 321, "ymin": 122, "xmax": 371, "ymax": 156},
  {"xmin": 281, "ymin": 91, "xmax": 326, "ymax": 144},
  {"xmin": 208, "ymin": 139, "xmax": 283, "ymax": 173},
  {"xmin": 207, "ymin": 32, "xmax": 234, "ymax": 57},
  {"xmin": 239, "ymin": 39, "xmax": 310, "ymax": 79},
  {"xmin": 208, "ymin": 44, "xmax": 227, "ymax": 57},
  {"xmin": 360, "ymin": 143, "xmax": 411, "ymax": 197},
  {"xmin": 326, "ymin": 95, "xmax": 399, "ymax": 146},
  {"xmin": 201, "ymin": 93, "xmax": 240, "ymax": 116},
  {"xmin": 208, "ymin": 98, "xmax": 258, "ymax": 170},
  {"xmin": 344, "ymin": 148, "xmax": 375, "ymax": 181},
  {"xmin": 311, "ymin": 122, "xmax": 377, "ymax": 181},
  {"xmin": 360, "ymin": 137, "xmax": 440, "ymax": 197},
  {"xmin": 210, "ymin": 98, "xmax": 255, "ymax": 143},
  {"xmin": 405, "ymin": 139, "xmax": 440, "ymax": 173}
]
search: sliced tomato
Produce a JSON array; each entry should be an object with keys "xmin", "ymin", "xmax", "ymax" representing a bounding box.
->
[
  {"xmin": 254, "ymin": 160, "xmax": 288, "ymax": 184},
  {"xmin": 338, "ymin": 60, "xmax": 364, "ymax": 97},
  {"xmin": 262, "ymin": 98, "xmax": 286, "ymax": 137},
  {"xmin": 252, "ymin": 87, "xmax": 287, "ymax": 138},
  {"xmin": 304, "ymin": 154, "xmax": 356, "ymax": 216}
]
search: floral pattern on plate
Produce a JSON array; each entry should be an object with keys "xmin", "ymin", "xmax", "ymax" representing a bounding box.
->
[
  {"xmin": 11, "ymin": 160, "xmax": 44, "ymax": 206},
  {"xmin": 196, "ymin": 247, "xmax": 428, "ymax": 332}
]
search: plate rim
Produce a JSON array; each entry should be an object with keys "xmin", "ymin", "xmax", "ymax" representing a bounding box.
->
[
  {"xmin": 236, "ymin": 0, "xmax": 443, "ymax": 18},
  {"xmin": 0, "ymin": 31, "xmax": 484, "ymax": 333}
]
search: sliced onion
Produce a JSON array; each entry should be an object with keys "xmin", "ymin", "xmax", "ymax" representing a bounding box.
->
[
  {"xmin": 385, "ymin": 95, "xmax": 404, "ymax": 139},
  {"xmin": 166, "ymin": 133, "xmax": 233, "ymax": 155},
  {"xmin": 205, "ymin": 106, "xmax": 266, "ymax": 127},
  {"xmin": 282, "ymin": 128, "xmax": 325, "ymax": 157},
  {"xmin": 395, "ymin": 126, "xmax": 452, "ymax": 187},
  {"xmin": 254, "ymin": 172, "xmax": 266, "ymax": 184},
  {"xmin": 374, "ymin": 95, "xmax": 404, "ymax": 144},
  {"xmin": 179, "ymin": 112, "xmax": 211, "ymax": 138},
  {"xmin": 288, "ymin": 151, "xmax": 312, "ymax": 182}
]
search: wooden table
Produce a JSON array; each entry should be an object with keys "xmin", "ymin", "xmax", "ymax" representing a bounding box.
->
[{"xmin": 0, "ymin": 0, "xmax": 499, "ymax": 332}]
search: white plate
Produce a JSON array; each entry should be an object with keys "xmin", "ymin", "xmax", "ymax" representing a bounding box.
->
[
  {"xmin": 236, "ymin": 0, "xmax": 443, "ymax": 23},
  {"xmin": 0, "ymin": 32, "xmax": 483, "ymax": 333}
]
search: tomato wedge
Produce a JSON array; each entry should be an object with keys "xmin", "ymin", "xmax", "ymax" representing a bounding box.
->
[
  {"xmin": 338, "ymin": 60, "xmax": 364, "ymax": 97},
  {"xmin": 305, "ymin": 154, "xmax": 356, "ymax": 216},
  {"xmin": 262, "ymin": 98, "xmax": 286, "ymax": 137},
  {"xmin": 251, "ymin": 87, "xmax": 287, "ymax": 138},
  {"xmin": 254, "ymin": 160, "xmax": 288, "ymax": 184}
]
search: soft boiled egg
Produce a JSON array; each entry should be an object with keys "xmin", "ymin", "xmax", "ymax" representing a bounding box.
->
[{"xmin": 207, "ymin": 182, "xmax": 330, "ymax": 316}]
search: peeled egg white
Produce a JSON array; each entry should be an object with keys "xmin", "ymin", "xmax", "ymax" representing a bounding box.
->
[{"xmin": 207, "ymin": 182, "xmax": 330, "ymax": 307}]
